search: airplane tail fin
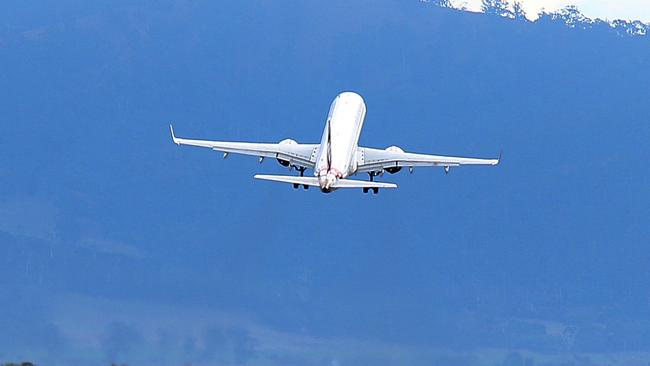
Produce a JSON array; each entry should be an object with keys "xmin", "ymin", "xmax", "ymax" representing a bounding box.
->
[{"xmin": 254, "ymin": 175, "xmax": 397, "ymax": 189}]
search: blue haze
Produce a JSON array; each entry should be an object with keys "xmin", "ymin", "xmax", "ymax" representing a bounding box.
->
[{"xmin": 0, "ymin": 1, "xmax": 649, "ymax": 365}]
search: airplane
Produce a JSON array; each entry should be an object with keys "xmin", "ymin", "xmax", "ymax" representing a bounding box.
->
[{"xmin": 170, "ymin": 91, "xmax": 500, "ymax": 194}]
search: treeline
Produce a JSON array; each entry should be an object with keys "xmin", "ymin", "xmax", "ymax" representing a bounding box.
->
[{"xmin": 423, "ymin": 0, "xmax": 650, "ymax": 36}]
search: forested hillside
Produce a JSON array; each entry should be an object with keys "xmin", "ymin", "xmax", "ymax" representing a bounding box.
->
[{"xmin": 1, "ymin": 1, "xmax": 649, "ymax": 365}]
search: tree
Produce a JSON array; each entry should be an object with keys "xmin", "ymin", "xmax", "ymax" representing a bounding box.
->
[
  {"xmin": 512, "ymin": 1, "xmax": 527, "ymax": 20},
  {"xmin": 421, "ymin": 0, "xmax": 452, "ymax": 7},
  {"xmin": 481, "ymin": 0, "xmax": 512, "ymax": 18},
  {"xmin": 555, "ymin": 5, "xmax": 591, "ymax": 28},
  {"xmin": 611, "ymin": 19, "xmax": 650, "ymax": 36}
]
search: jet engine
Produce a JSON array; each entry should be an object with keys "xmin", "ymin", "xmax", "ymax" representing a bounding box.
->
[
  {"xmin": 384, "ymin": 145, "xmax": 404, "ymax": 174},
  {"xmin": 277, "ymin": 138, "xmax": 297, "ymax": 166}
]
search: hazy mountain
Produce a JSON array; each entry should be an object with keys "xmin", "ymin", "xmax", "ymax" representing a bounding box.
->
[{"xmin": 1, "ymin": 0, "xmax": 649, "ymax": 365}]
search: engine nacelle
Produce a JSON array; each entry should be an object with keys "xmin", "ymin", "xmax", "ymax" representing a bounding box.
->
[
  {"xmin": 277, "ymin": 139, "xmax": 298, "ymax": 166},
  {"xmin": 384, "ymin": 146, "xmax": 404, "ymax": 174}
]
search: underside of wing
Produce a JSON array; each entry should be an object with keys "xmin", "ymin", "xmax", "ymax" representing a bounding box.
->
[
  {"xmin": 170, "ymin": 125, "xmax": 319, "ymax": 169},
  {"xmin": 357, "ymin": 146, "xmax": 500, "ymax": 173}
]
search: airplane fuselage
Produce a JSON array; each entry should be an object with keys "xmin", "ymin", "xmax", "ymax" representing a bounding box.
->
[{"xmin": 314, "ymin": 92, "xmax": 366, "ymax": 192}]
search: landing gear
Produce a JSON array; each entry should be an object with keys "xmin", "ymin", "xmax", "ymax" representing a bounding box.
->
[
  {"xmin": 294, "ymin": 166, "xmax": 306, "ymax": 177},
  {"xmin": 368, "ymin": 170, "xmax": 383, "ymax": 181},
  {"xmin": 291, "ymin": 167, "xmax": 307, "ymax": 190},
  {"xmin": 364, "ymin": 171, "xmax": 382, "ymax": 195}
]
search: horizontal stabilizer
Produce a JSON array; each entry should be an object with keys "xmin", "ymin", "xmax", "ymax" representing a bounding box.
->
[
  {"xmin": 332, "ymin": 178, "xmax": 397, "ymax": 189},
  {"xmin": 254, "ymin": 175, "xmax": 397, "ymax": 189}
]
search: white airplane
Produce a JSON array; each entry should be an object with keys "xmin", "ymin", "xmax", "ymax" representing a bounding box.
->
[{"xmin": 170, "ymin": 92, "xmax": 500, "ymax": 194}]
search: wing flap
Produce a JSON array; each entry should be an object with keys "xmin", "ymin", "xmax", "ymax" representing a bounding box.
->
[{"xmin": 358, "ymin": 147, "xmax": 499, "ymax": 173}]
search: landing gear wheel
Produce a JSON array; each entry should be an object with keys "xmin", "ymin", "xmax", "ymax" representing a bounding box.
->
[
  {"xmin": 363, "ymin": 187, "xmax": 369, "ymax": 194},
  {"xmin": 372, "ymin": 187, "xmax": 379, "ymax": 195},
  {"xmin": 293, "ymin": 183, "xmax": 299, "ymax": 189},
  {"xmin": 303, "ymin": 184, "xmax": 309, "ymax": 190}
]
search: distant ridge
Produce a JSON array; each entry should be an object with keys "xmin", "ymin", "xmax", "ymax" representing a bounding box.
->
[{"xmin": 422, "ymin": 0, "xmax": 650, "ymax": 36}]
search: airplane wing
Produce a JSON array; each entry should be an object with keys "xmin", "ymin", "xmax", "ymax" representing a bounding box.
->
[
  {"xmin": 357, "ymin": 146, "xmax": 500, "ymax": 173},
  {"xmin": 170, "ymin": 125, "xmax": 319, "ymax": 169}
]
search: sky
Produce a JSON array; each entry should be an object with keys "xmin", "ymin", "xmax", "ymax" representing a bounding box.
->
[
  {"xmin": 1, "ymin": 0, "xmax": 650, "ymax": 365},
  {"xmin": 453, "ymin": 0, "xmax": 650, "ymax": 21}
]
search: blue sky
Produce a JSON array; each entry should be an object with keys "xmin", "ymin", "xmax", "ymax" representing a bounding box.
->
[{"xmin": 1, "ymin": 1, "xmax": 649, "ymax": 365}]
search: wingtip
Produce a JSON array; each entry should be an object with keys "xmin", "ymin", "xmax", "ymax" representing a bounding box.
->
[
  {"xmin": 170, "ymin": 124, "xmax": 179, "ymax": 145},
  {"xmin": 494, "ymin": 150, "xmax": 502, "ymax": 166}
]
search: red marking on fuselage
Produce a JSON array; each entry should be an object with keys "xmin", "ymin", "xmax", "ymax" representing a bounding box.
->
[{"xmin": 329, "ymin": 167, "xmax": 343, "ymax": 178}]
